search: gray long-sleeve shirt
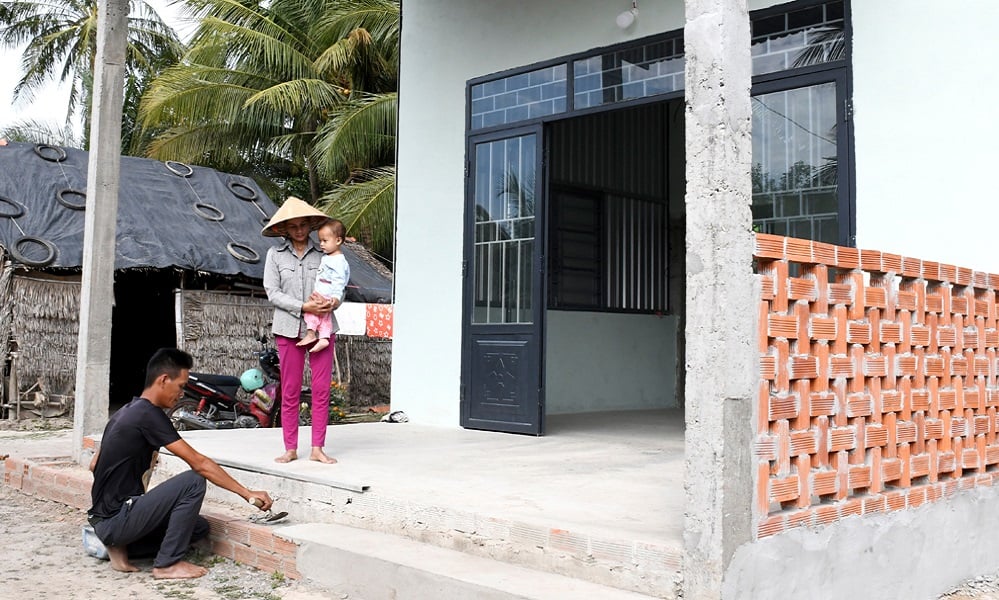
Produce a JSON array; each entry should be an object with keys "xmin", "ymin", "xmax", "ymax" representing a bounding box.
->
[{"xmin": 263, "ymin": 239, "xmax": 339, "ymax": 339}]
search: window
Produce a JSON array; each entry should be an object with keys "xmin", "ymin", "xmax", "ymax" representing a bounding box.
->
[
  {"xmin": 750, "ymin": 0, "xmax": 850, "ymax": 246},
  {"xmin": 550, "ymin": 189, "xmax": 668, "ymax": 312},
  {"xmin": 751, "ymin": 81, "xmax": 840, "ymax": 243},
  {"xmin": 467, "ymin": 0, "xmax": 855, "ymax": 302},
  {"xmin": 751, "ymin": 1, "xmax": 845, "ymax": 75},
  {"xmin": 470, "ymin": 65, "xmax": 567, "ymax": 131},
  {"xmin": 573, "ymin": 37, "xmax": 684, "ymax": 110}
]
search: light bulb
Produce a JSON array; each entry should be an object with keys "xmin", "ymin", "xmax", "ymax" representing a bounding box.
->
[
  {"xmin": 616, "ymin": 2, "xmax": 638, "ymax": 29},
  {"xmin": 616, "ymin": 9, "xmax": 635, "ymax": 28}
]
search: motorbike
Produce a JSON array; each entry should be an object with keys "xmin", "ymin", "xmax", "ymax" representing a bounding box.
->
[{"xmin": 167, "ymin": 333, "xmax": 311, "ymax": 431}]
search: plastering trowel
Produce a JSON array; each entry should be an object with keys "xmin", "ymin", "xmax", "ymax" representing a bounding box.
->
[{"xmin": 247, "ymin": 497, "xmax": 289, "ymax": 524}]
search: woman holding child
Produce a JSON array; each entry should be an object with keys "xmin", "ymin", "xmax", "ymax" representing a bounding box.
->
[{"xmin": 261, "ymin": 197, "xmax": 341, "ymax": 464}]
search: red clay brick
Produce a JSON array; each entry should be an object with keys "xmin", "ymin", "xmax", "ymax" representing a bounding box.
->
[
  {"xmin": 211, "ymin": 539, "xmax": 235, "ymax": 559},
  {"xmin": 232, "ymin": 543, "xmax": 256, "ymax": 565},
  {"xmin": 863, "ymin": 496, "xmax": 886, "ymax": 514},
  {"xmin": 249, "ymin": 528, "xmax": 276, "ymax": 552},
  {"xmin": 754, "ymin": 235, "xmax": 999, "ymax": 535}
]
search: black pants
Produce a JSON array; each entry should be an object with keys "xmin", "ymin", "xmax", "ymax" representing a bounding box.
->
[{"xmin": 93, "ymin": 470, "xmax": 210, "ymax": 568}]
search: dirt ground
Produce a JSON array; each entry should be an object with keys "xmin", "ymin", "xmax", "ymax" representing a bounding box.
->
[
  {"xmin": 0, "ymin": 483, "xmax": 354, "ymax": 600},
  {"xmin": 0, "ymin": 419, "xmax": 354, "ymax": 600}
]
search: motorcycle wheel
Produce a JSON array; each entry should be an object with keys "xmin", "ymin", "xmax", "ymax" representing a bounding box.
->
[
  {"xmin": 298, "ymin": 401, "xmax": 312, "ymax": 427},
  {"xmin": 168, "ymin": 398, "xmax": 200, "ymax": 431},
  {"xmin": 273, "ymin": 398, "xmax": 313, "ymax": 427}
]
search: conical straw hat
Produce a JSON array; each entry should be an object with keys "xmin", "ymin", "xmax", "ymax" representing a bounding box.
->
[{"xmin": 261, "ymin": 197, "xmax": 330, "ymax": 238}]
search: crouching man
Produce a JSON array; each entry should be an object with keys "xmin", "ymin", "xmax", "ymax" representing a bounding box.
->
[{"xmin": 88, "ymin": 348, "xmax": 273, "ymax": 579}]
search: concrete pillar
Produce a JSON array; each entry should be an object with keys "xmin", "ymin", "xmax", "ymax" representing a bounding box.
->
[
  {"xmin": 682, "ymin": 0, "xmax": 756, "ymax": 598},
  {"xmin": 73, "ymin": 0, "xmax": 129, "ymax": 461}
]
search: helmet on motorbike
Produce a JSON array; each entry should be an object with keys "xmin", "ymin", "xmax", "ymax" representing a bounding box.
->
[
  {"xmin": 258, "ymin": 348, "xmax": 281, "ymax": 381},
  {"xmin": 239, "ymin": 368, "xmax": 265, "ymax": 392}
]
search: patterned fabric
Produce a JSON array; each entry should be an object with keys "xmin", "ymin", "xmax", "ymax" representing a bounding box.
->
[{"xmin": 365, "ymin": 304, "xmax": 394, "ymax": 339}]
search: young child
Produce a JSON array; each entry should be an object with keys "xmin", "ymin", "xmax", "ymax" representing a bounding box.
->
[{"xmin": 298, "ymin": 220, "xmax": 350, "ymax": 352}]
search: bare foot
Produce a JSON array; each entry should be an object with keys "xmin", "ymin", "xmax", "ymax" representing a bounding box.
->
[
  {"xmin": 296, "ymin": 332, "xmax": 317, "ymax": 347},
  {"xmin": 274, "ymin": 450, "xmax": 298, "ymax": 463},
  {"xmin": 107, "ymin": 545, "xmax": 138, "ymax": 573},
  {"xmin": 310, "ymin": 338, "xmax": 329, "ymax": 353},
  {"xmin": 310, "ymin": 447, "xmax": 337, "ymax": 464},
  {"xmin": 152, "ymin": 560, "xmax": 208, "ymax": 580}
]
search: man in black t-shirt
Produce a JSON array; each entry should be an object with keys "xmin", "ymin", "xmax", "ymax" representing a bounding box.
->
[{"xmin": 88, "ymin": 348, "xmax": 273, "ymax": 579}]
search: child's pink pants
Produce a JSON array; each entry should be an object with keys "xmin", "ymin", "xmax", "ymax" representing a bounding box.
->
[{"xmin": 303, "ymin": 306, "xmax": 334, "ymax": 340}]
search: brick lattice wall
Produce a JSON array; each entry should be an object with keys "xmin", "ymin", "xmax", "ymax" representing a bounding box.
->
[{"xmin": 754, "ymin": 233, "xmax": 999, "ymax": 538}]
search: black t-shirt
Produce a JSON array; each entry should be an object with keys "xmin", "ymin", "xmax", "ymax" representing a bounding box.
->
[{"xmin": 89, "ymin": 397, "xmax": 181, "ymax": 518}]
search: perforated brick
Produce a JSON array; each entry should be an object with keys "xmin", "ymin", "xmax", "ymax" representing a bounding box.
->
[{"xmin": 755, "ymin": 233, "xmax": 999, "ymax": 537}]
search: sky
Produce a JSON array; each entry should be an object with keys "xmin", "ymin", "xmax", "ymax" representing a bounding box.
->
[{"xmin": 0, "ymin": 0, "xmax": 192, "ymax": 135}]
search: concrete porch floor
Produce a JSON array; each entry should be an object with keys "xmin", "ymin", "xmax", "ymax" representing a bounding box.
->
[{"xmin": 155, "ymin": 408, "xmax": 686, "ymax": 596}]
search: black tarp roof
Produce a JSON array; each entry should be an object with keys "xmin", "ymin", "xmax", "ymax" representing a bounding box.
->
[{"xmin": 0, "ymin": 141, "xmax": 391, "ymax": 302}]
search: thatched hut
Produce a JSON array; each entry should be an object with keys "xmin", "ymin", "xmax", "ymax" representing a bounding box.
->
[{"xmin": 0, "ymin": 141, "xmax": 392, "ymax": 419}]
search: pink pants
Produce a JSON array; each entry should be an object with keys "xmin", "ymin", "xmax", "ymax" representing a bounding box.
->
[
  {"xmin": 303, "ymin": 309, "xmax": 333, "ymax": 340},
  {"xmin": 276, "ymin": 334, "xmax": 333, "ymax": 450}
]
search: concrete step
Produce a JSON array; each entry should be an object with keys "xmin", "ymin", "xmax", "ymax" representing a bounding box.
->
[
  {"xmin": 153, "ymin": 451, "xmax": 682, "ymax": 597},
  {"xmin": 278, "ymin": 522, "xmax": 664, "ymax": 600}
]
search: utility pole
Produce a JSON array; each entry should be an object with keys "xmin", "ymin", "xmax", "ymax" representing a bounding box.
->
[
  {"xmin": 682, "ymin": 0, "xmax": 755, "ymax": 597},
  {"xmin": 73, "ymin": 0, "xmax": 128, "ymax": 461}
]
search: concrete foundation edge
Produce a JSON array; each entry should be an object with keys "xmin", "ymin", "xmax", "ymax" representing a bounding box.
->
[
  {"xmin": 723, "ymin": 485, "xmax": 999, "ymax": 599},
  {"xmin": 284, "ymin": 523, "xmax": 658, "ymax": 600}
]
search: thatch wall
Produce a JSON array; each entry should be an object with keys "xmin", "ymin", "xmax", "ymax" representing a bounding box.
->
[
  {"xmin": 178, "ymin": 290, "xmax": 392, "ymax": 407},
  {"xmin": 0, "ymin": 249, "xmax": 13, "ymax": 414},
  {"xmin": 334, "ymin": 336, "xmax": 392, "ymax": 407},
  {"xmin": 10, "ymin": 273, "xmax": 82, "ymax": 408},
  {"xmin": 176, "ymin": 290, "xmax": 273, "ymax": 379},
  {"xmin": 0, "ymin": 249, "xmax": 13, "ymax": 372}
]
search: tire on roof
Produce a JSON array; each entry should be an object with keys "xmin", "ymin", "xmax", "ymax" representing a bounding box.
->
[
  {"xmin": 165, "ymin": 160, "xmax": 194, "ymax": 177},
  {"xmin": 194, "ymin": 203, "xmax": 224, "ymax": 221},
  {"xmin": 12, "ymin": 236, "xmax": 57, "ymax": 267},
  {"xmin": 0, "ymin": 195, "xmax": 25, "ymax": 218},
  {"xmin": 228, "ymin": 181, "xmax": 258, "ymax": 201},
  {"xmin": 57, "ymin": 188, "xmax": 86, "ymax": 210},
  {"xmin": 33, "ymin": 144, "xmax": 66, "ymax": 162},
  {"xmin": 227, "ymin": 241, "xmax": 260, "ymax": 264}
]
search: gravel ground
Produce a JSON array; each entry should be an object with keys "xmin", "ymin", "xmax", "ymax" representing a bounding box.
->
[
  {"xmin": 941, "ymin": 578, "xmax": 999, "ymax": 600},
  {"xmin": 0, "ymin": 418, "xmax": 354, "ymax": 600},
  {"xmin": 0, "ymin": 484, "xmax": 347, "ymax": 600}
]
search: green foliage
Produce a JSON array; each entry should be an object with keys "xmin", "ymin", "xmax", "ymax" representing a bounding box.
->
[
  {"xmin": 0, "ymin": 119, "xmax": 79, "ymax": 146},
  {"xmin": 329, "ymin": 379, "xmax": 348, "ymax": 422},
  {"xmin": 0, "ymin": 0, "xmax": 184, "ymax": 150},
  {"xmin": 318, "ymin": 166, "xmax": 394, "ymax": 260},
  {"xmin": 139, "ymin": 0, "xmax": 399, "ymax": 263}
]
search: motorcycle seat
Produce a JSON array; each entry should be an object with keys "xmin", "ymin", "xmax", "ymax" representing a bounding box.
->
[{"xmin": 189, "ymin": 372, "xmax": 242, "ymax": 398}]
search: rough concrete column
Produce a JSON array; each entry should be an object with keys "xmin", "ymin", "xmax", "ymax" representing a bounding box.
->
[
  {"xmin": 73, "ymin": 0, "xmax": 128, "ymax": 461},
  {"xmin": 682, "ymin": 0, "xmax": 756, "ymax": 598}
]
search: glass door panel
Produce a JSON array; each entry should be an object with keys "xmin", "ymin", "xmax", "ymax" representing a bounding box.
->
[
  {"xmin": 751, "ymin": 81, "xmax": 839, "ymax": 244},
  {"xmin": 472, "ymin": 134, "xmax": 537, "ymax": 325}
]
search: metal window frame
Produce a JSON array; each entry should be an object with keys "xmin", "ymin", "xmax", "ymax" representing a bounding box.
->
[{"xmin": 464, "ymin": 0, "xmax": 857, "ymax": 312}]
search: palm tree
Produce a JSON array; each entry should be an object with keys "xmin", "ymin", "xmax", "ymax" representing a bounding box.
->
[
  {"xmin": 311, "ymin": 0, "xmax": 399, "ymax": 262},
  {"xmin": 0, "ymin": 0, "xmax": 183, "ymax": 149},
  {"xmin": 0, "ymin": 118, "xmax": 80, "ymax": 147},
  {"xmin": 313, "ymin": 91, "xmax": 397, "ymax": 261},
  {"xmin": 139, "ymin": 0, "xmax": 399, "ymax": 261}
]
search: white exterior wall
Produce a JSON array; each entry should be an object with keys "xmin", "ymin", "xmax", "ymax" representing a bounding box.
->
[
  {"xmin": 852, "ymin": 1, "xmax": 999, "ymax": 272},
  {"xmin": 396, "ymin": 0, "xmax": 996, "ymax": 427},
  {"xmin": 394, "ymin": 1, "xmax": 688, "ymax": 426}
]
